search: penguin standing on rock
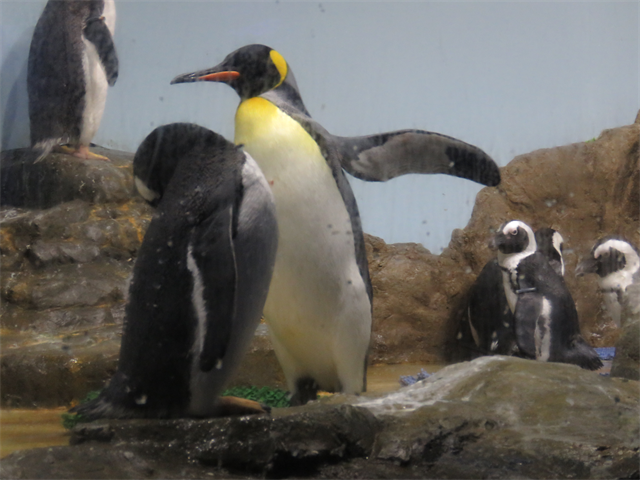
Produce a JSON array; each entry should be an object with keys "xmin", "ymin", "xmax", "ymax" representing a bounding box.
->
[
  {"xmin": 465, "ymin": 227, "xmax": 565, "ymax": 356},
  {"xmin": 576, "ymin": 237, "xmax": 640, "ymax": 327},
  {"xmin": 494, "ymin": 220, "xmax": 602, "ymax": 370},
  {"xmin": 72, "ymin": 123, "xmax": 278, "ymax": 419},
  {"xmin": 171, "ymin": 44, "xmax": 501, "ymax": 404},
  {"xmin": 28, "ymin": 0, "xmax": 118, "ymax": 161}
]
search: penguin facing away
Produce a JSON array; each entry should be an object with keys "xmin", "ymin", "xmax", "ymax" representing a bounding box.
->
[
  {"xmin": 494, "ymin": 220, "xmax": 602, "ymax": 370},
  {"xmin": 28, "ymin": 0, "xmax": 118, "ymax": 161},
  {"xmin": 171, "ymin": 44, "xmax": 501, "ymax": 405},
  {"xmin": 465, "ymin": 227, "xmax": 565, "ymax": 357},
  {"xmin": 576, "ymin": 237, "xmax": 640, "ymax": 327},
  {"xmin": 72, "ymin": 123, "xmax": 278, "ymax": 419}
]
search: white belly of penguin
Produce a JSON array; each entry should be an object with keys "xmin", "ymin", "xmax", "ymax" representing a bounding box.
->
[
  {"xmin": 235, "ymin": 98, "xmax": 371, "ymax": 393},
  {"xmin": 79, "ymin": 37, "xmax": 109, "ymax": 146}
]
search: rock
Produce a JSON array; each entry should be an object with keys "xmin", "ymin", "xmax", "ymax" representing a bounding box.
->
[
  {"xmin": 0, "ymin": 146, "xmax": 135, "ymax": 209},
  {"xmin": 366, "ymin": 236, "xmax": 474, "ymax": 364},
  {"xmin": 611, "ymin": 319, "xmax": 640, "ymax": 381},
  {"xmin": 1, "ymin": 113, "xmax": 638, "ymax": 406},
  {"xmin": 1, "ymin": 357, "xmax": 637, "ymax": 479}
]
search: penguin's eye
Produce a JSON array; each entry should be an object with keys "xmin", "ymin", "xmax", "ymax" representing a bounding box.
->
[{"xmin": 509, "ymin": 227, "xmax": 518, "ymax": 236}]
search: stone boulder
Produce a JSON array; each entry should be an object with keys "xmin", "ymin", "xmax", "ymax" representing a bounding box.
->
[{"xmin": 1, "ymin": 357, "xmax": 637, "ymax": 479}]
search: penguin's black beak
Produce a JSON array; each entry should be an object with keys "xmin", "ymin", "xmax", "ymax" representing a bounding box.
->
[
  {"xmin": 171, "ymin": 68, "xmax": 240, "ymax": 85},
  {"xmin": 489, "ymin": 233, "xmax": 503, "ymax": 251},
  {"xmin": 575, "ymin": 257, "xmax": 598, "ymax": 277}
]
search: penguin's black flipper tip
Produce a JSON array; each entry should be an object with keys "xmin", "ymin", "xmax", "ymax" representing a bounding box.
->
[
  {"xmin": 444, "ymin": 143, "xmax": 501, "ymax": 187},
  {"xmin": 334, "ymin": 129, "xmax": 500, "ymax": 186}
]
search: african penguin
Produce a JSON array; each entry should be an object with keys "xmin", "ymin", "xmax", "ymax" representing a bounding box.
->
[
  {"xmin": 71, "ymin": 123, "xmax": 278, "ymax": 419},
  {"xmin": 576, "ymin": 237, "xmax": 640, "ymax": 327},
  {"xmin": 170, "ymin": 44, "xmax": 501, "ymax": 405},
  {"xmin": 28, "ymin": 0, "xmax": 118, "ymax": 161},
  {"xmin": 465, "ymin": 227, "xmax": 565, "ymax": 357},
  {"xmin": 494, "ymin": 220, "xmax": 602, "ymax": 370}
]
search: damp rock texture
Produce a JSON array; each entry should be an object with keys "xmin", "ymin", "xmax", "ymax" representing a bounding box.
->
[
  {"xmin": 370, "ymin": 114, "xmax": 639, "ymax": 363},
  {"xmin": 1, "ymin": 357, "xmax": 638, "ymax": 479},
  {"xmin": 611, "ymin": 319, "xmax": 640, "ymax": 381},
  {"xmin": 0, "ymin": 148, "xmax": 284, "ymax": 408}
]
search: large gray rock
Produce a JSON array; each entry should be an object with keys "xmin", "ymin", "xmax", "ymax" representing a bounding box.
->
[{"xmin": 1, "ymin": 357, "xmax": 637, "ymax": 479}]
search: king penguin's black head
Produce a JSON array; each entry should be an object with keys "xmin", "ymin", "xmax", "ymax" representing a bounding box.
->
[
  {"xmin": 170, "ymin": 44, "xmax": 289, "ymax": 100},
  {"xmin": 576, "ymin": 236, "xmax": 638, "ymax": 278},
  {"xmin": 492, "ymin": 220, "xmax": 536, "ymax": 255}
]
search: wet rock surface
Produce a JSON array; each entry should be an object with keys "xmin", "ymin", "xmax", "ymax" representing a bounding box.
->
[{"xmin": 1, "ymin": 357, "xmax": 638, "ymax": 479}]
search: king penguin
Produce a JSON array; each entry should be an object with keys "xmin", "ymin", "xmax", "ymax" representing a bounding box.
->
[
  {"xmin": 28, "ymin": 0, "xmax": 118, "ymax": 161},
  {"xmin": 72, "ymin": 123, "xmax": 278, "ymax": 419},
  {"xmin": 171, "ymin": 44, "xmax": 501, "ymax": 405},
  {"xmin": 494, "ymin": 220, "xmax": 602, "ymax": 370},
  {"xmin": 576, "ymin": 237, "xmax": 640, "ymax": 327},
  {"xmin": 465, "ymin": 227, "xmax": 565, "ymax": 357}
]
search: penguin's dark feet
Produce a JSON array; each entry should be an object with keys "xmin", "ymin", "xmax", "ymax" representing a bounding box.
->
[
  {"xmin": 214, "ymin": 396, "xmax": 271, "ymax": 416},
  {"xmin": 289, "ymin": 377, "xmax": 319, "ymax": 406}
]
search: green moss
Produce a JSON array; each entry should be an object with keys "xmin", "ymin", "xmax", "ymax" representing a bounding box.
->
[
  {"xmin": 61, "ymin": 390, "xmax": 101, "ymax": 429},
  {"xmin": 222, "ymin": 385, "xmax": 292, "ymax": 408}
]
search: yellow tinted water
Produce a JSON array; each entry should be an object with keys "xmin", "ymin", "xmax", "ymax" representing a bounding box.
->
[{"xmin": 0, "ymin": 363, "xmax": 442, "ymax": 458}]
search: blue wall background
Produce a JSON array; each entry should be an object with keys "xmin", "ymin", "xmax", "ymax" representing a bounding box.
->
[{"xmin": 1, "ymin": 1, "xmax": 638, "ymax": 252}]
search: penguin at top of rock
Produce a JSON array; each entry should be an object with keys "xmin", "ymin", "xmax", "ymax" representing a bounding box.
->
[
  {"xmin": 171, "ymin": 44, "xmax": 501, "ymax": 405},
  {"xmin": 493, "ymin": 220, "xmax": 602, "ymax": 370},
  {"xmin": 72, "ymin": 123, "xmax": 278, "ymax": 419},
  {"xmin": 28, "ymin": 0, "xmax": 118, "ymax": 161},
  {"xmin": 576, "ymin": 237, "xmax": 640, "ymax": 327},
  {"xmin": 465, "ymin": 227, "xmax": 565, "ymax": 357}
]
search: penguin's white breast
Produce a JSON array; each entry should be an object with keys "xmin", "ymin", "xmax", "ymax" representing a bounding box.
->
[{"xmin": 234, "ymin": 97, "xmax": 370, "ymax": 372}]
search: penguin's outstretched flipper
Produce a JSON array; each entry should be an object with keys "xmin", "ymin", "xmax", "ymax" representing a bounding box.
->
[
  {"xmin": 331, "ymin": 129, "xmax": 500, "ymax": 186},
  {"xmin": 83, "ymin": 16, "xmax": 118, "ymax": 86}
]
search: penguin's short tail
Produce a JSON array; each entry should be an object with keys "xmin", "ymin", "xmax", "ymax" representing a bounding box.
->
[{"xmin": 32, "ymin": 138, "xmax": 60, "ymax": 162}]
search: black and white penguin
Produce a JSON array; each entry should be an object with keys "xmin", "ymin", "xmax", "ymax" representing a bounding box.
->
[
  {"xmin": 576, "ymin": 237, "xmax": 640, "ymax": 327},
  {"xmin": 28, "ymin": 0, "xmax": 118, "ymax": 161},
  {"xmin": 465, "ymin": 227, "xmax": 565, "ymax": 356},
  {"xmin": 171, "ymin": 44, "xmax": 500, "ymax": 405},
  {"xmin": 493, "ymin": 220, "xmax": 602, "ymax": 370},
  {"xmin": 72, "ymin": 123, "xmax": 278, "ymax": 419}
]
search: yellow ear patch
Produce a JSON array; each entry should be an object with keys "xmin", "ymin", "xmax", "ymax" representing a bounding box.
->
[{"xmin": 270, "ymin": 50, "xmax": 288, "ymax": 88}]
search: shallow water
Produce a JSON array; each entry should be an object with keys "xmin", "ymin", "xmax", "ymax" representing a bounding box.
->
[
  {"xmin": 0, "ymin": 363, "xmax": 441, "ymax": 458},
  {"xmin": 0, "ymin": 408, "xmax": 70, "ymax": 458}
]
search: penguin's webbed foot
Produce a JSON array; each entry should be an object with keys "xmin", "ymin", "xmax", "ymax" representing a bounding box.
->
[
  {"xmin": 213, "ymin": 396, "xmax": 271, "ymax": 416},
  {"xmin": 56, "ymin": 144, "xmax": 110, "ymax": 161}
]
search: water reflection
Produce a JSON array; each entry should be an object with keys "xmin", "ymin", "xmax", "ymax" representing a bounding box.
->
[{"xmin": 0, "ymin": 407, "xmax": 69, "ymax": 458}]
